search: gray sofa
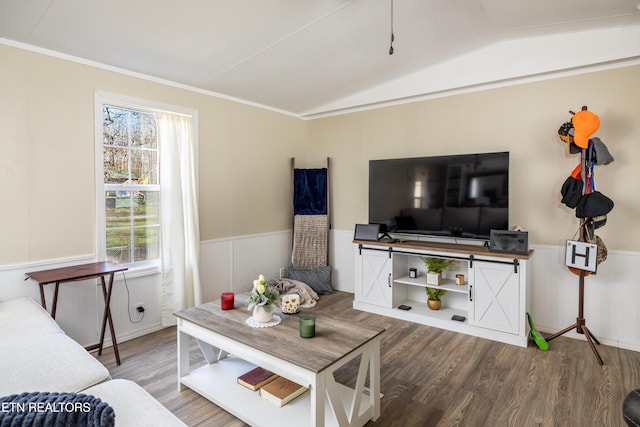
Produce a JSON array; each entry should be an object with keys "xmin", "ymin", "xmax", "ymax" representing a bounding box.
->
[{"xmin": 0, "ymin": 297, "xmax": 185, "ymax": 426}]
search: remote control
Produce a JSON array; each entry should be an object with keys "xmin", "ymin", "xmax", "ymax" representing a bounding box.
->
[{"xmin": 398, "ymin": 305, "xmax": 412, "ymax": 311}]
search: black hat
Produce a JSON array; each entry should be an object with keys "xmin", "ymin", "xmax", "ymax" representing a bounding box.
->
[
  {"xmin": 560, "ymin": 176, "xmax": 583, "ymax": 208},
  {"xmin": 575, "ymin": 191, "xmax": 614, "ymax": 218}
]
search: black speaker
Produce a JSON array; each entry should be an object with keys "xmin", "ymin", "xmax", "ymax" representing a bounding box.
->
[{"xmin": 489, "ymin": 230, "xmax": 529, "ymax": 255}]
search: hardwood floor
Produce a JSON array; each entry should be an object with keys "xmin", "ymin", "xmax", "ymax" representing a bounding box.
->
[{"xmin": 95, "ymin": 291, "xmax": 640, "ymax": 426}]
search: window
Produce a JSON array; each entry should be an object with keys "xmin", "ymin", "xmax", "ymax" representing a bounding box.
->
[
  {"xmin": 96, "ymin": 92, "xmax": 199, "ymax": 293},
  {"xmin": 100, "ymin": 105, "xmax": 160, "ymax": 265}
]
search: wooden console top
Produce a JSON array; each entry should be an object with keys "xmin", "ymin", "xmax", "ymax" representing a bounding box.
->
[{"xmin": 354, "ymin": 238, "xmax": 534, "ymax": 260}]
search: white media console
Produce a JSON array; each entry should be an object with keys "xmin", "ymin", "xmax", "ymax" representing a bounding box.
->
[{"xmin": 353, "ymin": 239, "xmax": 534, "ymax": 347}]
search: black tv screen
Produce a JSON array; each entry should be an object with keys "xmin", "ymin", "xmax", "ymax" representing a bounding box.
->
[{"xmin": 369, "ymin": 152, "xmax": 509, "ymax": 240}]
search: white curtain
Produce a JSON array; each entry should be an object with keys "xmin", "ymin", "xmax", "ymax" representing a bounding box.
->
[{"xmin": 157, "ymin": 112, "xmax": 201, "ymax": 325}]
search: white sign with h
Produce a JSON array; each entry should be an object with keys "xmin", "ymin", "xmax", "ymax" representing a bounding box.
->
[{"xmin": 565, "ymin": 240, "xmax": 598, "ymax": 273}]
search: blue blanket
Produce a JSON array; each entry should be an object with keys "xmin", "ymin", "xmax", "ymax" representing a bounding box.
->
[
  {"xmin": 293, "ymin": 168, "xmax": 327, "ymax": 215},
  {"xmin": 0, "ymin": 391, "xmax": 115, "ymax": 426}
]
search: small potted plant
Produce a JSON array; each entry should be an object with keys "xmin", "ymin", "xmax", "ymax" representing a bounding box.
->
[
  {"xmin": 425, "ymin": 287, "xmax": 448, "ymax": 310},
  {"xmin": 246, "ymin": 274, "xmax": 280, "ymax": 323},
  {"xmin": 421, "ymin": 257, "xmax": 455, "ymax": 285}
]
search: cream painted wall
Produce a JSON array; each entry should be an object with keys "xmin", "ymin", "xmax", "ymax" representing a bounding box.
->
[
  {"xmin": 0, "ymin": 44, "xmax": 307, "ymax": 265},
  {"xmin": 307, "ymin": 65, "xmax": 640, "ymax": 251}
]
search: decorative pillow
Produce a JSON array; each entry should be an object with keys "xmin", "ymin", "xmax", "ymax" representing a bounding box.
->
[{"xmin": 288, "ymin": 266, "xmax": 333, "ymax": 295}]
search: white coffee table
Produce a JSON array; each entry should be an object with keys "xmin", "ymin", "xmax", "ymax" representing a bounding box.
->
[{"xmin": 175, "ymin": 296, "xmax": 384, "ymax": 427}]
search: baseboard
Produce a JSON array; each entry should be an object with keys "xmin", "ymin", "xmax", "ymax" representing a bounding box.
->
[{"xmin": 97, "ymin": 323, "xmax": 167, "ymax": 350}]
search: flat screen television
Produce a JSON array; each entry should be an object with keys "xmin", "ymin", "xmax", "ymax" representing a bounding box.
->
[{"xmin": 369, "ymin": 152, "xmax": 509, "ymax": 240}]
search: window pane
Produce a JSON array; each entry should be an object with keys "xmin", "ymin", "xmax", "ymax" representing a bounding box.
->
[
  {"xmin": 103, "ymin": 107, "xmax": 129, "ymax": 147},
  {"xmin": 104, "ymin": 147, "xmax": 130, "ymax": 184},
  {"xmin": 135, "ymin": 191, "xmax": 160, "ymax": 225},
  {"xmin": 105, "ymin": 191, "xmax": 132, "ymax": 227},
  {"xmin": 134, "ymin": 226, "xmax": 160, "ymax": 261},
  {"xmin": 106, "ymin": 228, "xmax": 131, "ymax": 264},
  {"xmin": 105, "ymin": 191, "xmax": 159, "ymax": 227},
  {"xmin": 130, "ymin": 111, "xmax": 157, "ymax": 149},
  {"xmin": 131, "ymin": 149, "xmax": 158, "ymax": 185}
]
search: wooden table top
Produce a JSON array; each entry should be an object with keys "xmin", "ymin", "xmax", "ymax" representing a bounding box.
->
[
  {"xmin": 354, "ymin": 238, "xmax": 534, "ymax": 259},
  {"xmin": 174, "ymin": 296, "xmax": 385, "ymax": 374},
  {"xmin": 25, "ymin": 261, "xmax": 128, "ymax": 285}
]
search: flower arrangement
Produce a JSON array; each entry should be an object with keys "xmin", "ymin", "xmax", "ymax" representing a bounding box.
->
[{"xmin": 246, "ymin": 274, "xmax": 280, "ymax": 311}]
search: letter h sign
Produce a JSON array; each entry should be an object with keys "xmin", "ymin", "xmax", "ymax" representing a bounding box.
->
[{"xmin": 565, "ymin": 240, "xmax": 598, "ymax": 273}]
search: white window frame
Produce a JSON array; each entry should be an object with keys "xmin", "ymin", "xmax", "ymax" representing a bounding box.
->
[{"xmin": 94, "ymin": 91, "xmax": 199, "ymax": 273}]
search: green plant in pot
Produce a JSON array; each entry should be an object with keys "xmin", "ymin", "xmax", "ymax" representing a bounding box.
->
[
  {"xmin": 425, "ymin": 287, "xmax": 448, "ymax": 310},
  {"xmin": 421, "ymin": 257, "xmax": 455, "ymax": 285}
]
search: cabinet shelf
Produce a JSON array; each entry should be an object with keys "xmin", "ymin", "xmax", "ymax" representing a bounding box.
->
[
  {"xmin": 395, "ymin": 299, "xmax": 467, "ymax": 323},
  {"xmin": 394, "ymin": 275, "xmax": 468, "ymax": 294},
  {"xmin": 181, "ymin": 358, "xmax": 370, "ymax": 427}
]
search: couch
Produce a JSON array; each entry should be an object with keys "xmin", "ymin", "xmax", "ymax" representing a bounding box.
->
[{"xmin": 0, "ymin": 297, "xmax": 185, "ymax": 426}]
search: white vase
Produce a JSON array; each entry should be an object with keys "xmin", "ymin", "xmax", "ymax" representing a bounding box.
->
[{"xmin": 253, "ymin": 305, "xmax": 274, "ymax": 323}]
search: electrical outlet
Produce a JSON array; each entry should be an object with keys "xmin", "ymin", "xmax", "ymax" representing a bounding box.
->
[
  {"xmin": 279, "ymin": 267, "xmax": 286, "ymax": 278},
  {"xmin": 135, "ymin": 302, "xmax": 145, "ymax": 313}
]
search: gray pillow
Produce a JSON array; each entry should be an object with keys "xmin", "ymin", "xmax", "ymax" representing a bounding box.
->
[{"xmin": 288, "ymin": 266, "xmax": 333, "ymax": 295}]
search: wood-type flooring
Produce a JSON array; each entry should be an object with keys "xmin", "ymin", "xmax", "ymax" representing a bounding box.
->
[{"xmin": 95, "ymin": 290, "xmax": 640, "ymax": 426}]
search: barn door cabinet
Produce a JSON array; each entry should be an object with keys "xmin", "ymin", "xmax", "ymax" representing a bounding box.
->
[{"xmin": 354, "ymin": 239, "xmax": 533, "ymax": 347}]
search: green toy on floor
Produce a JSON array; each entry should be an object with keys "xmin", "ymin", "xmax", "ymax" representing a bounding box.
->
[{"xmin": 527, "ymin": 312, "xmax": 549, "ymax": 351}]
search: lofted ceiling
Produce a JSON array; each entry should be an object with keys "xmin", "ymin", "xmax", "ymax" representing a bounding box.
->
[{"xmin": 1, "ymin": 0, "xmax": 640, "ymax": 118}]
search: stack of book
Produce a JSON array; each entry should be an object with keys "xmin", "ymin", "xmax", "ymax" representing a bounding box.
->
[
  {"xmin": 237, "ymin": 366, "xmax": 308, "ymax": 407},
  {"xmin": 237, "ymin": 366, "xmax": 278, "ymax": 391}
]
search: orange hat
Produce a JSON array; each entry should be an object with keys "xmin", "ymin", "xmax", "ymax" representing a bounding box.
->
[{"xmin": 571, "ymin": 109, "xmax": 600, "ymax": 149}]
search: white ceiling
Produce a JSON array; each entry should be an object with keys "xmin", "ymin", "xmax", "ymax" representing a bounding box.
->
[{"xmin": 1, "ymin": 0, "xmax": 640, "ymax": 118}]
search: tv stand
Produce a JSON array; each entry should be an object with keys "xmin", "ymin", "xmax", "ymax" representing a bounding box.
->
[{"xmin": 353, "ymin": 239, "xmax": 533, "ymax": 347}]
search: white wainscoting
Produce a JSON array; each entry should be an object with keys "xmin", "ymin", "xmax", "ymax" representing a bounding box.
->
[
  {"xmin": 529, "ymin": 244, "xmax": 640, "ymax": 352},
  {"xmin": 2, "ymin": 232, "xmax": 639, "ymax": 353},
  {"xmin": 199, "ymin": 230, "xmax": 293, "ymax": 302},
  {"xmin": 199, "ymin": 229, "xmax": 357, "ymax": 301}
]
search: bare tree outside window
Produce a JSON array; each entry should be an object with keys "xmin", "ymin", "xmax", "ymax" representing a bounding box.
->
[{"xmin": 103, "ymin": 106, "xmax": 160, "ymax": 264}]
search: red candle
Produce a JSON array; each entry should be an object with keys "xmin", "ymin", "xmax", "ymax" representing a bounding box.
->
[{"xmin": 221, "ymin": 292, "xmax": 234, "ymax": 310}]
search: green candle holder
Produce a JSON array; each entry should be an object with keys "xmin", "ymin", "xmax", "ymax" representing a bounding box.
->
[{"xmin": 299, "ymin": 314, "xmax": 316, "ymax": 338}]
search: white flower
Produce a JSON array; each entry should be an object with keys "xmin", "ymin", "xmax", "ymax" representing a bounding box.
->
[{"xmin": 246, "ymin": 273, "xmax": 280, "ymax": 311}]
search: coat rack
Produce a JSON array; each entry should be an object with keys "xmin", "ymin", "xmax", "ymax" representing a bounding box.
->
[
  {"xmin": 547, "ymin": 106, "xmax": 614, "ymax": 365},
  {"xmin": 545, "ymin": 148, "xmax": 602, "ymax": 364}
]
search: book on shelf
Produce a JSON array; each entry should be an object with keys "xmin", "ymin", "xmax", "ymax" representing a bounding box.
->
[
  {"xmin": 237, "ymin": 366, "xmax": 279, "ymax": 391},
  {"xmin": 259, "ymin": 376, "xmax": 308, "ymax": 407}
]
